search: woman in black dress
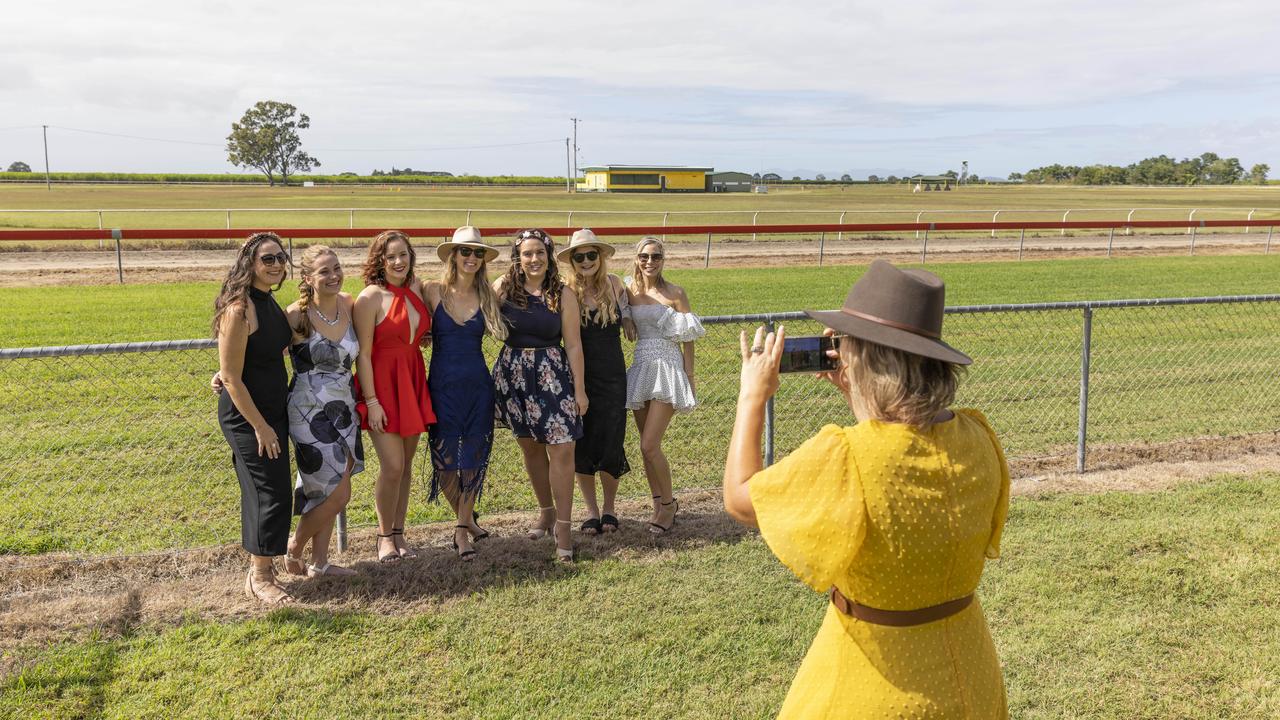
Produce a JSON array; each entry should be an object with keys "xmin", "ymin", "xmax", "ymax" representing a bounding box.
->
[
  {"xmin": 559, "ymin": 229, "xmax": 634, "ymax": 533},
  {"xmin": 213, "ymin": 232, "xmax": 295, "ymax": 605}
]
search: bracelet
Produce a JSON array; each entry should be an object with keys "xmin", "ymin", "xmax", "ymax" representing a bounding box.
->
[{"xmin": 364, "ymin": 397, "xmax": 381, "ymax": 406}]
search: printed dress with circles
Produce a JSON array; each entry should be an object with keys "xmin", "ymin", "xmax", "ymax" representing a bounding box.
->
[
  {"xmin": 288, "ymin": 321, "xmax": 365, "ymax": 515},
  {"xmin": 492, "ymin": 293, "xmax": 583, "ymax": 445},
  {"xmin": 427, "ymin": 302, "xmax": 494, "ymax": 499},
  {"xmin": 355, "ymin": 283, "xmax": 435, "ymax": 436},
  {"xmin": 625, "ymin": 303, "xmax": 704, "ymax": 412},
  {"xmin": 748, "ymin": 409, "xmax": 1012, "ymax": 719}
]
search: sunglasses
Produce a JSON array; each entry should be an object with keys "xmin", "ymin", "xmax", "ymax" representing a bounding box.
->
[
  {"xmin": 572, "ymin": 250, "xmax": 599, "ymax": 263},
  {"xmin": 637, "ymin": 252, "xmax": 664, "ymax": 263},
  {"xmin": 259, "ymin": 252, "xmax": 289, "ymax": 267},
  {"xmin": 456, "ymin": 247, "xmax": 485, "ymax": 258}
]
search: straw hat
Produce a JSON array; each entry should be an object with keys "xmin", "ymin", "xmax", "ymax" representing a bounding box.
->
[
  {"xmin": 805, "ymin": 259, "xmax": 971, "ymax": 365},
  {"xmin": 555, "ymin": 228, "xmax": 616, "ymax": 263},
  {"xmin": 436, "ymin": 225, "xmax": 499, "ymax": 262}
]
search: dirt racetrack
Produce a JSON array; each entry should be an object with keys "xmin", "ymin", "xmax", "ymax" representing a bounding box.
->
[{"xmin": 0, "ymin": 231, "xmax": 1271, "ymax": 286}]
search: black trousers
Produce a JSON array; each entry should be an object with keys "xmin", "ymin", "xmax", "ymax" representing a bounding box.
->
[{"xmin": 219, "ymin": 396, "xmax": 292, "ymax": 557}]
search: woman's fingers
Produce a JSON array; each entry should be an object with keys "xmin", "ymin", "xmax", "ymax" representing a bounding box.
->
[
  {"xmin": 752, "ymin": 326, "xmax": 765, "ymax": 356},
  {"xmin": 770, "ymin": 325, "xmax": 786, "ymax": 363},
  {"xmin": 739, "ymin": 329, "xmax": 750, "ymax": 360}
]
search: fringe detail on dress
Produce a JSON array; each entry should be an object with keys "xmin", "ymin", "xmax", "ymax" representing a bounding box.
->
[{"xmin": 428, "ymin": 432, "xmax": 492, "ymax": 503}]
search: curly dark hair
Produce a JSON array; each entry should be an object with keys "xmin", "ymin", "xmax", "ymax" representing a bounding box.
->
[
  {"xmin": 211, "ymin": 232, "xmax": 287, "ymax": 337},
  {"xmin": 361, "ymin": 230, "xmax": 416, "ymax": 287},
  {"xmin": 500, "ymin": 228, "xmax": 563, "ymax": 312}
]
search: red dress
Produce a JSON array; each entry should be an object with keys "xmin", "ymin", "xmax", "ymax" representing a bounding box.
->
[{"xmin": 357, "ymin": 283, "xmax": 435, "ymax": 435}]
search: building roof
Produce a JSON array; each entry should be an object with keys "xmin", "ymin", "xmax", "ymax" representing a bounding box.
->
[
  {"xmin": 708, "ymin": 171, "xmax": 752, "ymax": 179},
  {"xmin": 581, "ymin": 165, "xmax": 715, "ymax": 172}
]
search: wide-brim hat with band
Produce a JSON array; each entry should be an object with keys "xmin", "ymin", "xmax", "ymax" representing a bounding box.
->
[
  {"xmin": 437, "ymin": 225, "xmax": 500, "ymax": 262},
  {"xmin": 805, "ymin": 259, "xmax": 971, "ymax": 365},
  {"xmin": 555, "ymin": 228, "xmax": 616, "ymax": 263}
]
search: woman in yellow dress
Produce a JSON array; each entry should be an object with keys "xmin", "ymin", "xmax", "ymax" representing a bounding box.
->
[{"xmin": 723, "ymin": 259, "xmax": 1010, "ymax": 719}]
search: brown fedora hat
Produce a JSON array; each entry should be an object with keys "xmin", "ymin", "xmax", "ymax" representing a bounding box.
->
[{"xmin": 805, "ymin": 259, "xmax": 971, "ymax": 365}]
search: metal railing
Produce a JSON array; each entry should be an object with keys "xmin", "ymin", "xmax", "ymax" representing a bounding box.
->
[{"xmin": 3, "ymin": 294, "xmax": 1278, "ymax": 568}]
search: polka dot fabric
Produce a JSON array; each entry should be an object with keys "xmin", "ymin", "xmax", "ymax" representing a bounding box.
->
[{"xmin": 749, "ymin": 409, "xmax": 1010, "ymax": 719}]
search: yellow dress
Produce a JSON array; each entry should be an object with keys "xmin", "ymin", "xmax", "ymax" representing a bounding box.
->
[{"xmin": 749, "ymin": 409, "xmax": 1010, "ymax": 719}]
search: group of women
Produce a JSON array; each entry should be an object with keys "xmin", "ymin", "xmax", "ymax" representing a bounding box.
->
[{"xmin": 214, "ymin": 227, "xmax": 703, "ymax": 605}]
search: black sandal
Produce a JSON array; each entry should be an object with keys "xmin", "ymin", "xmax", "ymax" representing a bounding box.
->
[
  {"xmin": 581, "ymin": 517, "xmax": 603, "ymax": 535},
  {"xmin": 451, "ymin": 525, "xmax": 478, "ymax": 561},
  {"xmin": 649, "ymin": 498, "xmax": 679, "ymax": 535},
  {"xmin": 470, "ymin": 510, "xmax": 490, "ymax": 542},
  {"xmin": 391, "ymin": 528, "xmax": 418, "ymax": 559},
  {"xmin": 600, "ymin": 514, "xmax": 620, "ymax": 532}
]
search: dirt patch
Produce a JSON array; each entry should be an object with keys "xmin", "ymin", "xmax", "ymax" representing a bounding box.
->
[
  {"xmin": 0, "ymin": 234, "xmax": 1271, "ymax": 287},
  {"xmin": 5, "ymin": 432, "xmax": 1280, "ymax": 655}
]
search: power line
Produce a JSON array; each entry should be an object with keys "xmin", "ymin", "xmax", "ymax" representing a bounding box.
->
[
  {"xmin": 50, "ymin": 125, "xmax": 224, "ymax": 147},
  {"xmin": 0, "ymin": 125, "xmax": 41, "ymax": 133},
  {"xmin": 45, "ymin": 125, "xmax": 563, "ymax": 153}
]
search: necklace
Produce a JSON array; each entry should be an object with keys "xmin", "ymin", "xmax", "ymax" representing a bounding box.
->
[{"xmin": 311, "ymin": 303, "xmax": 341, "ymax": 326}]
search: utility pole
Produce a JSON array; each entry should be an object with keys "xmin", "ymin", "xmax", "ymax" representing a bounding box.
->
[
  {"xmin": 565, "ymin": 138, "xmax": 572, "ymax": 193},
  {"xmin": 570, "ymin": 117, "xmax": 579, "ymax": 191},
  {"xmin": 42, "ymin": 125, "xmax": 51, "ymax": 191}
]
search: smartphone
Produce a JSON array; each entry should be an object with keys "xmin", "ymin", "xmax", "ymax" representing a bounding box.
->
[{"xmin": 779, "ymin": 335, "xmax": 838, "ymax": 373}]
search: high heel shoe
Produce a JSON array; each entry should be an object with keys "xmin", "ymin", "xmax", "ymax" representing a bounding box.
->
[
  {"xmin": 376, "ymin": 532, "xmax": 401, "ymax": 564},
  {"xmin": 649, "ymin": 498, "xmax": 679, "ymax": 535},
  {"xmin": 451, "ymin": 525, "xmax": 478, "ymax": 562},
  {"xmin": 470, "ymin": 510, "xmax": 490, "ymax": 541},
  {"xmin": 391, "ymin": 527, "xmax": 417, "ymax": 559},
  {"xmin": 554, "ymin": 519, "xmax": 574, "ymax": 563},
  {"xmin": 528, "ymin": 506, "xmax": 555, "ymax": 540}
]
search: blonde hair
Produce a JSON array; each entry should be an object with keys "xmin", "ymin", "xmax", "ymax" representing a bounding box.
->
[
  {"xmin": 630, "ymin": 236, "xmax": 667, "ymax": 295},
  {"xmin": 566, "ymin": 250, "xmax": 618, "ymax": 325},
  {"xmin": 441, "ymin": 247, "xmax": 508, "ymax": 341},
  {"xmin": 294, "ymin": 244, "xmax": 339, "ymax": 337},
  {"xmin": 839, "ymin": 336, "xmax": 963, "ymax": 426}
]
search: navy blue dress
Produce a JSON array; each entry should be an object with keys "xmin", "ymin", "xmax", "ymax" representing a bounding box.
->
[
  {"xmin": 427, "ymin": 302, "xmax": 495, "ymax": 499},
  {"xmin": 493, "ymin": 293, "xmax": 584, "ymax": 445}
]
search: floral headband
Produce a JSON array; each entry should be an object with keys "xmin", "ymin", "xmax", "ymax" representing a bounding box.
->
[{"xmin": 512, "ymin": 228, "xmax": 554, "ymax": 255}]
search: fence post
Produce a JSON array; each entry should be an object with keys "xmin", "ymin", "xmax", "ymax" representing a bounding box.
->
[
  {"xmin": 567, "ymin": 211, "xmax": 574, "ymax": 228},
  {"xmin": 1186, "ymin": 209, "xmax": 1197, "ymax": 235},
  {"xmin": 349, "ymin": 209, "xmax": 355, "ymax": 247},
  {"xmin": 991, "ymin": 210, "xmax": 1000, "ymax": 239},
  {"xmin": 1247, "ymin": 209, "xmax": 1255, "ymax": 233},
  {"xmin": 818, "ymin": 232, "xmax": 825, "ymax": 266},
  {"xmin": 764, "ymin": 318, "xmax": 776, "ymax": 467},
  {"xmin": 1189, "ymin": 224, "xmax": 1197, "ymax": 255},
  {"xmin": 288, "ymin": 236, "xmax": 294, "ymax": 259},
  {"xmin": 1107, "ymin": 227, "xmax": 1115, "ymax": 258},
  {"xmin": 752, "ymin": 211, "xmax": 759, "ymax": 242},
  {"xmin": 837, "ymin": 211, "xmax": 846, "ymax": 241},
  {"xmin": 704, "ymin": 232, "xmax": 712, "ymax": 269},
  {"xmin": 1018, "ymin": 228, "xmax": 1025, "ymax": 261},
  {"xmin": 1077, "ymin": 306, "xmax": 1093, "ymax": 473},
  {"xmin": 1061, "ymin": 209, "xmax": 1070, "ymax": 237},
  {"xmin": 662, "ymin": 212, "xmax": 669, "ymax": 242},
  {"xmin": 113, "ymin": 229, "xmax": 124, "ymax": 284},
  {"xmin": 465, "ymin": 209, "xmax": 472, "ymax": 225},
  {"xmin": 916, "ymin": 210, "xmax": 925, "ymax": 240},
  {"xmin": 337, "ymin": 510, "xmax": 348, "ymax": 553},
  {"xmin": 921, "ymin": 226, "xmax": 930, "ymax": 263},
  {"xmin": 1126, "ymin": 208, "xmax": 1135, "ymax": 236},
  {"xmin": 97, "ymin": 210, "xmax": 104, "ymax": 249},
  {"xmin": 226, "ymin": 209, "xmax": 232, "ymax": 239},
  {"xmin": 1267, "ymin": 225, "xmax": 1274, "ymax": 254}
]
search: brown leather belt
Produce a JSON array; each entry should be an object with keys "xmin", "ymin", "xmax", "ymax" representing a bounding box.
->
[{"xmin": 829, "ymin": 586, "xmax": 974, "ymax": 627}]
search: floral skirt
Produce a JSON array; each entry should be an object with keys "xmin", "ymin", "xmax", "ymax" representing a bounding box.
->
[{"xmin": 493, "ymin": 344, "xmax": 583, "ymax": 445}]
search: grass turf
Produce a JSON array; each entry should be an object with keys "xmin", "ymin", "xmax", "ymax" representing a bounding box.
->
[{"xmin": 4, "ymin": 474, "xmax": 1279, "ymax": 719}]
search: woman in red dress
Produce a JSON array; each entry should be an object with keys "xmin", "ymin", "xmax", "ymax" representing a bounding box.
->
[{"xmin": 354, "ymin": 230, "xmax": 435, "ymax": 562}]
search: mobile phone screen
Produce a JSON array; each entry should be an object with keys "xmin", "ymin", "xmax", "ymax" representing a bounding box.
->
[{"xmin": 779, "ymin": 335, "xmax": 837, "ymax": 373}]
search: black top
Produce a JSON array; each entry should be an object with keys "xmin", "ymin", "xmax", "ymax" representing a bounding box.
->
[
  {"xmin": 502, "ymin": 293, "xmax": 562, "ymax": 349},
  {"xmin": 220, "ymin": 286, "xmax": 291, "ymax": 424}
]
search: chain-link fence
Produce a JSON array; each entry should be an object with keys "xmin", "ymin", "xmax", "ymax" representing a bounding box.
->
[{"xmin": 3, "ymin": 294, "xmax": 1279, "ymax": 564}]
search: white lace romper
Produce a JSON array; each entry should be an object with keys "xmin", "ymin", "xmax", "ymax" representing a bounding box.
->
[{"xmin": 625, "ymin": 303, "xmax": 706, "ymax": 412}]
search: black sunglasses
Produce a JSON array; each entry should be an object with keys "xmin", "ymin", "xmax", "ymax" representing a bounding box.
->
[
  {"xmin": 456, "ymin": 247, "xmax": 485, "ymax": 258},
  {"xmin": 572, "ymin": 250, "xmax": 599, "ymax": 263},
  {"xmin": 259, "ymin": 252, "xmax": 289, "ymax": 266},
  {"xmin": 637, "ymin": 252, "xmax": 664, "ymax": 262}
]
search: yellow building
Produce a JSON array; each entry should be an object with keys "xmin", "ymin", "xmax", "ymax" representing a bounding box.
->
[{"xmin": 578, "ymin": 165, "xmax": 713, "ymax": 192}]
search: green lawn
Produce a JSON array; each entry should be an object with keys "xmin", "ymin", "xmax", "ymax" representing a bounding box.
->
[
  {"xmin": 5, "ymin": 475, "xmax": 1279, "ymax": 719},
  {"xmin": 3, "ymin": 255, "xmax": 1280, "ymax": 555}
]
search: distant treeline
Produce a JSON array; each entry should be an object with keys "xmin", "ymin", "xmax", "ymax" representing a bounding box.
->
[
  {"xmin": 0, "ymin": 171, "xmax": 565, "ymax": 186},
  {"xmin": 1012, "ymin": 153, "xmax": 1270, "ymax": 186}
]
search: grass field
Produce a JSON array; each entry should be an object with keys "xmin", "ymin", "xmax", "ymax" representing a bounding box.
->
[
  {"xmin": 3, "ymin": 255, "xmax": 1280, "ymax": 557},
  {"xmin": 5, "ymin": 474, "xmax": 1279, "ymax": 718},
  {"xmin": 1, "ymin": 184, "xmax": 1278, "ymax": 249}
]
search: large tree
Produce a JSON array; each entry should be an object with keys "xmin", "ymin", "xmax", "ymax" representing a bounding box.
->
[{"xmin": 226, "ymin": 101, "xmax": 320, "ymax": 186}]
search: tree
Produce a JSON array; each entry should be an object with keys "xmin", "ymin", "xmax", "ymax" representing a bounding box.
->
[
  {"xmin": 815, "ymin": 173, "xmax": 826, "ymax": 181},
  {"xmin": 841, "ymin": 174, "xmax": 853, "ymax": 182},
  {"xmin": 865, "ymin": 174, "xmax": 879, "ymax": 183},
  {"xmin": 1251, "ymin": 164, "xmax": 1270, "ymax": 185},
  {"xmin": 6, "ymin": 161, "xmax": 31, "ymax": 173},
  {"xmin": 226, "ymin": 101, "xmax": 320, "ymax": 186},
  {"xmin": 791, "ymin": 176, "xmax": 802, "ymax": 181},
  {"xmin": 885, "ymin": 175, "xmax": 899, "ymax": 183}
]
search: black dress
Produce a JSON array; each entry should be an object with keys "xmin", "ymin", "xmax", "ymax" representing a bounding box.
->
[
  {"xmin": 218, "ymin": 286, "xmax": 292, "ymax": 556},
  {"xmin": 575, "ymin": 310, "xmax": 631, "ymax": 478}
]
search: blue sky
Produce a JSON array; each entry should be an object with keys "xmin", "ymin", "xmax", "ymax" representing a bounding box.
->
[{"xmin": 2, "ymin": 0, "xmax": 1277, "ymax": 179}]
